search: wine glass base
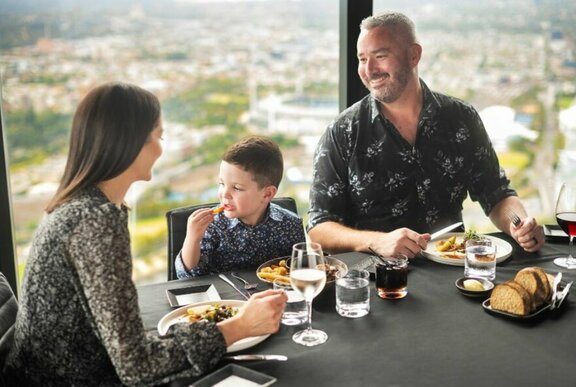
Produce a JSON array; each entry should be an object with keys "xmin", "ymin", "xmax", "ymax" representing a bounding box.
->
[
  {"xmin": 292, "ymin": 328, "xmax": 328, "ymax": 347},
  {"xmin": 553, "ymin": 257, "xmax": 576, "ymax": 269}
]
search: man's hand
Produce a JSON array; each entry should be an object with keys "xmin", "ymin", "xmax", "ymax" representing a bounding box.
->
[
  {"xmin": 369, "ymin": 228, "xmax": 429, "ymax": 258},
  {"xmin": 510, "ymin": 216, "xmax": 544, "ymax": 252}
]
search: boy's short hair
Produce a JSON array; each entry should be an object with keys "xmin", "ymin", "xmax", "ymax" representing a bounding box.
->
[{"xmin": 223, "ymin": 135, "xmax": 284, "ymax": 188}]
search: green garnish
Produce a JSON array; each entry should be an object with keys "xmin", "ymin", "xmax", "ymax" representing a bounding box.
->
[{"xmin": 464, "ymin": 229, "xmax": 480, "ymax": 241}]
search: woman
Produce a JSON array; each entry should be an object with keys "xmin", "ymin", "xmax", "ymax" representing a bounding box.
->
[{"xmin": 5, "ymin": 82, "xmax": 287, "ymax": 386}]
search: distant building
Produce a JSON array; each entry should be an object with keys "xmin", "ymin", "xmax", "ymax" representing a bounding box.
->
[
  {"xmin": 557, "ymin": 103, "xmax": 576, "ymax": 185},
  {"xmin": 479, "ymin": 105, "xmax": 538, "ymax": 151},
  {"xmin": 248, "ymin": 91, "xmax": 337, "ymax": 137}
]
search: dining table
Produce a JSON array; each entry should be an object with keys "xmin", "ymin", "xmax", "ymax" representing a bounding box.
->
[{"xmin": 137, "ymin": 233, "xmax": 576, "ymax": 386}]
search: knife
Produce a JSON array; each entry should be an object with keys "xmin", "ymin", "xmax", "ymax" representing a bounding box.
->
[
  {"xmin": 226, "ymin": 354, "xmax": 288, "ymax": 361},
  {"xmin": 219, "ymin": 273, "xmax": 250, "ymax": 300},
  {"xmin": 551, "ymin": 272, "xmax": 562, "ymax": 309},
  {"xmin": 555, "ymin": 281, "xmax": 572, "ymax": 309},
  {"xmin": 430, "ymin": 222, "xmax": 464, "ymax": 240}
]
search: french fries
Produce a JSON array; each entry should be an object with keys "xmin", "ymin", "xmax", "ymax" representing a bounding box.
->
[
  {"xmin": 257, "ymin": 259, "xmax": 290, "ymax": 284},
  {"xmin": 212, "ymin": 206, "xmax": 224, "ymax": 215}
]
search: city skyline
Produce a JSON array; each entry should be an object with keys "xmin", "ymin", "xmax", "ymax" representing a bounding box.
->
[{"xmin": 1, "ymin": 0, "xmax": 574, "ymax": 282}]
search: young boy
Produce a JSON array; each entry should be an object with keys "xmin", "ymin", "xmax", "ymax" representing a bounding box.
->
[{"xmin": 175, "ymin": 135, "xmax": 305, "ymax": 277}]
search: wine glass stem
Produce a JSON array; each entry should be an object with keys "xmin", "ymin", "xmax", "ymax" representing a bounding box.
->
[
  {"xmin": 305, "ymin": 300, "xmax": 313, "ymax": 331},
  {"xmin": 569, "ymin": 236, "xmax": 574, "ymax": 262}
]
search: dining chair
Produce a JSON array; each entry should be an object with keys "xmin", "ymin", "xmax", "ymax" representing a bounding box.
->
[
  {"xmin": 0, "ymin": 272, "xmax": 18, "ymax": 387},
  {"xmin": 165, "ymin": 197, "xmax": 298, "ymax": 281}
]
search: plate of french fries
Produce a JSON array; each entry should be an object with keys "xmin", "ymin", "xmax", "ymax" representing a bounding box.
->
[
  {"xmin": 256, "ymin": 256, "xmax": 348, "ymax": 285},
  {"xmin": 422, "ymin": 232, "xmax": 513, "ymax": 266},
  {"xmin": 157, "ymin": 299, "xmax": 270, "ymax": 352}
]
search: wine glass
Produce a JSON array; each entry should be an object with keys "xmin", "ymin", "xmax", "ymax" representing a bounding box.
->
[
  {"xmin": 554, "ymin": 182, "xmax": 576, "ymax": 269},
  {"xmin": 289, "ymin": 242, "xmax": 328, "ymax": 346}
]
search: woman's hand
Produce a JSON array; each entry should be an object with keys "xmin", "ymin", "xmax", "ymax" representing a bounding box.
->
[{"xmin": 217, "ymin": 289, "xmax": 287, "ymax": 347}]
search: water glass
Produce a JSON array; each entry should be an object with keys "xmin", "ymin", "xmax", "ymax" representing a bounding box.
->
[
  {"xmin": 273, "ymin": 279, "xmax": 307, "ymax": 326},
  {"xmin": 465, "ymin": 238, "xmax": 496, "ymax": 280},
  {"xmin": 375, "ymin": 255, "xmax": 408, "ymax": 299},
  {"xmin": 336, "ymin": 269, "xmax": 370, "ymax": 318}
]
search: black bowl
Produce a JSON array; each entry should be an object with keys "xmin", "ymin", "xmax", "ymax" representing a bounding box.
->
[{"xmin": 455, "ymin": 277, "xmax": 494, "ymax": 298}]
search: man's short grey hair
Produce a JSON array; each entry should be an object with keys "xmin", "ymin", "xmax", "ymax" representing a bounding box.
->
[{"xmin": 360, "ymin": 11, "xmax": 418, "ymax": 44}]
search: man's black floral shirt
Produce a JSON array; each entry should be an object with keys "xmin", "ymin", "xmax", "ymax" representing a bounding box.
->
[{"xmin": 308, "ymin": 80, "xmax": 516, "ymax": 234}]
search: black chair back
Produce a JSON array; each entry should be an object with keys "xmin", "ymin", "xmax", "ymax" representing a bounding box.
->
[
  {"xmin": 0, "ymin": 272, "xmax": 17, "ymax": 386},
  {"xmin": 165, "ymin": 197, "xmax": 298, "ymax": 281}
]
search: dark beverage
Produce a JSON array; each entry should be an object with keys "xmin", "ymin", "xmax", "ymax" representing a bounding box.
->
[
  {"xmin": 556, "ymin": 212, "xmax": 576, "ymax": 237},
  {"xmin": 375, "ymin": 257, "xmax": 408, "ymax": 299}
]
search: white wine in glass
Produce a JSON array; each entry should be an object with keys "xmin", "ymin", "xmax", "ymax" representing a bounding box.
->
[
  {"xmin": 290, "ymin": 242, "xmax": 327, "ymax": 346},
  {"xmin": 554, "ymin": 182, "xmax": 576, "ymax": 269}
]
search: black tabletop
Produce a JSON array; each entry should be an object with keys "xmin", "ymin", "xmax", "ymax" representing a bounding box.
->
[{"xmin": 137, "ymin": 233, "xmax": 576, "ymax": 386}]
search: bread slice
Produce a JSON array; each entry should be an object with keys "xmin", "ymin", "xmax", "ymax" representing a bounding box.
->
[
  {"xmin": 529, "ymin": 267, "xmax": 552, "ymax": 302},
  {"xmin": 514, "ymin": 267, "xmax": 549, "ymax": 309},
  {"xmin": 490, "ymin": 280, "xmax": 532, "ymax": 316}
]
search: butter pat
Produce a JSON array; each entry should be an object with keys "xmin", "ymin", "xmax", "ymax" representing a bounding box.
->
[{"xmin": 463, "ymin": 279, "xmax": 484, "ymax": 291}]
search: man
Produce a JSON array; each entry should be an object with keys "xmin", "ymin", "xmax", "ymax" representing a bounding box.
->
[{"xmin": 307, "ymin": 11, "xmax": 543, "ymax": 258}]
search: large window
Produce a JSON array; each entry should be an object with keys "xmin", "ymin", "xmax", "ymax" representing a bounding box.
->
[
  {"xmin": 2, "ymin": 0, "xmax": 574, "ymax": 290},
  {"xmin": 374, "ymin": 0, "xmax": 576, "ymax": 230},
  {"xmin": 0, "ymin": 0, "xmax": 339, "ymax": 285}
]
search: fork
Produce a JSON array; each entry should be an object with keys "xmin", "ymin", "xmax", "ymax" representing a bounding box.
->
[
  {"xmin": 506, "ymin": 209, "xmax": 539, "ymax": 245},
  {"xmin": 230, "ymin": 272, "xmax": 258, "ymax": 291}
]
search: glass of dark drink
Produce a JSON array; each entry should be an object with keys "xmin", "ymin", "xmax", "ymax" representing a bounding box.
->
[
  {"xmin": 375, "ymin": 254, "xmax": 408, "ymax": 299},
  {"xmin": 554, "ymin": 182, "xmax": 576, "ymax": 269}
]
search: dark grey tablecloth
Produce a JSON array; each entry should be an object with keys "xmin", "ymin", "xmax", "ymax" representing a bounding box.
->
[{"xmin": 137, "ymin": 233, "xmax": 576, "ymax": 386}]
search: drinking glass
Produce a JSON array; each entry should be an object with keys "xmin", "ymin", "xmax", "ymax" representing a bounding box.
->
[
  {"xmin": 289, "ymin": 242, "xmax": 328, "ymax": 346},
  {"xmin": 554, "ymin": 182, "xmax": 576, "ymax": 269},
  {"xmin": 464, "ymin": 238, "xmax": 496, "ymax": 280}
]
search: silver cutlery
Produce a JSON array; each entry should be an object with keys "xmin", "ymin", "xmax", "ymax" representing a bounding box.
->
[
  {"xmin": 505, "ymin": 209, "xmax": 538, "ymax": 244},
  {"xmin": 368, "ymin": 247, "xmax": 394, "ymax": 267},
  {"xmin": 225, "ymin": 354, "xmax": 288, "ymax": 361},
  {"xmin": 551, "ymin": 272, "xmax": 562, "ymax": 309},
  {"xmin": 231, "ymin": 271, "xmax": 258, "ymax": 291},
  {"xmin": 429, "ymin": 222, "xmax": 463, "ymax": 240},
  {"xmin": 555, "ymin": 281, "xmax": 572, "ymax": 309},
  {"xmin": 218, "ymin": 273, "xmax": 250, "ymax": 300}
]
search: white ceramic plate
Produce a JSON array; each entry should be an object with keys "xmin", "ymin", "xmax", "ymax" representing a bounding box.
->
[
  {"xmin": 422, "ymin": 232, "xmax": 513, "ymax": 266},
  {"xmin": 157, "ymin": 299, "xmax": 270, "ymax": 353}
]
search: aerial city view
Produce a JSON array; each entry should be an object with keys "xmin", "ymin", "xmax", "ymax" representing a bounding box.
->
[{"xmin": 1, "ymin": 0, "xmax": 574, "ymax": 283}]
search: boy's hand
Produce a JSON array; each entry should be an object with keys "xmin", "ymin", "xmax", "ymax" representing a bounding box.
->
[{"xmin": 186, "ymin": 207, "xmax": 218, "ymax": 242}]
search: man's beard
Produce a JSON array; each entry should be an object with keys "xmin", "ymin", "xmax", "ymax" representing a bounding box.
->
[{"xmin": 363, "ymin": 66, "xmax": 410, "ymax": 104}]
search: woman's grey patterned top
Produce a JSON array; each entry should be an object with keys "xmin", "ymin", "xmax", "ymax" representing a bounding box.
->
[
  {"xmin": 175, "ymin": 203, "xmax": 305, "ymax": 278},
  {"xmin": 6, "ymin": 186, "xmax": 227, "ymax": 386},
  {"xmin": 308, "ymin": 80, "xmax": 516, "ymax": 234}
]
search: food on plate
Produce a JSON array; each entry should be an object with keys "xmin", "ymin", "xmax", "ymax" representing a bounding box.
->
[
  {"xmin": 257, "ymin": 259, "xmax": 290, "ymax": 284},
  {"xmin": 185, "ymin": 303, "xmax": 238, "ymax": 323},
  {"xmin": 463, "ymin": 279, "xmax": 485, "ymax": 291},
  {"xmin": 434, "ymin": 229, "xmax": 479, "ymax": 259},
  {"xmin": 490, "ymin": 266, "xmax": 553, "ymax": 316},
  {"xmin": 257, "ymin": 258, "xmax": 345, "ymax": 284},
  {"xmin": 317, "ymin": 263, "xmax": 342, "ymax": 282},
  {"xmin": 212, "ymin": 206, "xmax": 225, "ymax": 215}
]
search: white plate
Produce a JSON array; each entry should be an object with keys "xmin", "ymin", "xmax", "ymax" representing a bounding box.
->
[
  {"xmin": 422, "ymin": 232, "xmax": 513, "ymax": 266},
  {"xmin": 157, "ymin": 299, "xmax": 270, "ymax": 353}
]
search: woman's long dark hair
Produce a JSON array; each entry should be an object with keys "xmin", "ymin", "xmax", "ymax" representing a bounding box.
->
[{"xmin": 46, "ymin": 82, "xmax": 161, "ymax": 213}]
